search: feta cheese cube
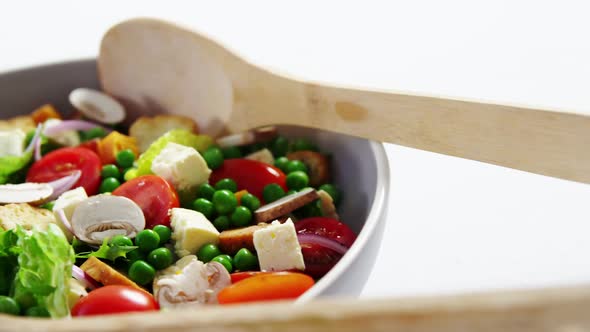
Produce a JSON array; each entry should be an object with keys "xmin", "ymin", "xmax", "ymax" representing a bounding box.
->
[
  {"xmin": 0, "ymin": 129, "xmax": 26, "ymax": 157},
  {"xmin": 53, "ymin": 187, "xmax": 88, "ymax": 240},
  {"xmin": 253, "ymin": 218, "xmax": 305, "ymax": 271},
  {"xmin": 151, "ymin": 142, "xmax": 211, "ymax": 190},
  {"xmin": 171, "ymin": 208, "xmax": 219, "ymax": 258}
]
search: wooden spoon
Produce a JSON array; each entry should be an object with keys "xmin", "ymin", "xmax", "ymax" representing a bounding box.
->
[{"xmin": 99, "ymin": 18, "xmax": 590, "ymax": 184}]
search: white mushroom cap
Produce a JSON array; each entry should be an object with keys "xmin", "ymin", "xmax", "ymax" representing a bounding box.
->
[
  {"xmin": 69, "ymin": 88, "xmax": 126, "ymax": 124},
  {"xmin": 71, "ymin": 194, "xmax": 145, "ymax": 244},
  {"xmin": 0, "ymin": 183, "xmax": 53, "ymax": 205}
]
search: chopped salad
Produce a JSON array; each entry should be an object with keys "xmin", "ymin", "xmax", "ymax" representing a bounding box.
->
[{"xmin": 0, "ymin": 88, "xmax": 356, "ymax": 318}]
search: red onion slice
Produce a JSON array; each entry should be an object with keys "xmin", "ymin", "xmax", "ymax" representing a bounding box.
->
[
  {"xmin": 297, "ymin": 234, "xmax": 349, "ymax": 255},
  {"xmin": 34, "ymin": 134, "xmax": 42, "ymax": 161},
  {"xmin": 72, "ymin": 265, "xmax": 100, "ymax": 290},
  {"xmin": 24, "ymin": 124, "xmax": 42, "ymax": 155},
  {"xmin": 55, "ymin": 208, "xmax": 74, "ymax": 235},
  {"xmin": 47, "ymin": 170, "xmax": 81, "ymax": 201},
  {"xmin": 43, "ymin": 120, "xmax": 111, "ymax": 137}
]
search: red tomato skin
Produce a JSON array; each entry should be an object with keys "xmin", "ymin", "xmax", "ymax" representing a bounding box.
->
[
  {"xmin": 295, "ymin": 217, "xmax": 357, "ymax": 279},
  {"xmin": 218, "ymin": 272, "xmax": 314, "ymax": 304},
  {"xmin": 26, "ymin": 147, "xmax": 101, "ymax": 195},
  {"xmin": 71, "ymin": 285, "xmax": 158, "ymax": 316},
  {"xmin": 112, "ymin": 175, "xmax": 180, "ymax": 228},
  {"xmin": 210, "ymin": 159, "xmax": 287, "ymax": 202}
]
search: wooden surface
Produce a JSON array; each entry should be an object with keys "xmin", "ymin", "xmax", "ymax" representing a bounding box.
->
[
  {"xmin": 99, "ymin": 18, "xmax": 590, "ymax": 184},
  {"xmin": 3, "ymin": 284, "xmax": 590, "ymax": 331}
]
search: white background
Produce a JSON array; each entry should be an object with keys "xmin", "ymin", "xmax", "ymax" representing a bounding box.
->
[{"xmin": 2, "ymin": 1, "xmax": 590, "ymax": 299}]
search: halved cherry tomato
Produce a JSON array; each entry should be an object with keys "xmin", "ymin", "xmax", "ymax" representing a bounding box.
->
[
  {"xmin": 218, "ymin": 272, "xmax": 314, "ymax": 304},
  {"xmin": 26, "ymin": 147, "xmax": 101, "ymax": 195},
  {"xmin": 230, "ymin": 271, "xmax": 270, "ymax": 283},
  {"xmin": 112, "ymin": 175, "xmax": 180, "ymax": 228},
  {"xmin": 210, "ymin": 159, "xmax": 287, "ymax": 202},
  {"xmin": 295, "ymin": 217, "xmax": 357, "ymax": 279},
  {"xmin": 72, "ymin": 285, "xmax": 158, "ymax": 316}
]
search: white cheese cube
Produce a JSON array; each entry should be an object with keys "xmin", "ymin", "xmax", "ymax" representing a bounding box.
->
[
  {"xmin": 44, "ymin": 119, "xmax": 80, "ymax": 146},
  {"xmin": 151, "ymin": 142, "xmax": 211, "ymax": 190},
  {"xmin": 0, "ymin": 129, "xmax": 26, "ymax": 157},
  {"xmin": 171, "ymin": 208, "xmax": 219, "ymax": 258},
  {"xmin": 253, "ymin": 218, "xmax": 305, "ymax": 271},
  {"xmin": 53, "ymin": 187, "xmax": 88, "ymax": 241}
]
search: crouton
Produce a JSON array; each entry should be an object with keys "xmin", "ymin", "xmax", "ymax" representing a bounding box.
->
[
  {"xmin": 0, "ymin": 203, "xmax": 56, "ymax": 232},
  {"xmin": 218, "ymin": 224, "xmax": 270, "ymax": 255},
  {"xmin": 80, "ymin": 257, "xmax": 149, "ymax": 294},
  {"xmin": 286, "ymin": 150, "xmax": 330, "ymax": 186},
  {"xmin": 0, "ymin": 115, "xmax": 36, "ymax": 133},
  {"xmin": 129, "ymin": 115, "xmax": 199, "ymax": 152}
]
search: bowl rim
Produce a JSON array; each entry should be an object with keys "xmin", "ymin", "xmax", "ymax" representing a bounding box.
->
[{"xmin": 297, "ymin": 139, "xmax": 390, "ymax": 301}]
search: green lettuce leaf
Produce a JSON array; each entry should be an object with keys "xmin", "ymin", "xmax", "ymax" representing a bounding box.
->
[
  {"xmin": 76, "ymin": 238, "xmax": 138, "ymax": 262},
  {"xmin": 13, "ymin": 224, "xmax": 74, "ymax": 318},
  {"xmin": 136, "ymin": 129, "xmax": 213, "ymax": 175},
  {"xmin": 0, "ymin": 151, "xmax": 32, "ymax": 184}
]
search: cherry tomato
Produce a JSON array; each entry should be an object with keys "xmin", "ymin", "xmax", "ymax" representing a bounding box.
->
[
  {"xmin": 71, "ymin": 285, "xmax": 158, "ymax": 316},
  {"xmin": 26, "ymin": 147, "xmax": 101, "ymax": 195},
  {"xmin": 230, "ymin": 271, "xmax": 270, "ymax": 283},
  {"xmin": 112, "ymin": 175, "xmax": 180, "ymax": 228},
  {"xmin": 295, "ymin": 217, "xmax": 357, "ymax": 279},
  {"xmin": 218, "ymin": 272, "xmax": 314, "ymax": 304},
  {"xmin": 210, "ymin": 159, "xmax": 287, "ymax": 202}
]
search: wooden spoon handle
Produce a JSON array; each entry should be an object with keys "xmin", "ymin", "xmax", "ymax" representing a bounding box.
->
[{"xmin": 250, "ymin": 82, "xmax": 590, "ymax": 184}]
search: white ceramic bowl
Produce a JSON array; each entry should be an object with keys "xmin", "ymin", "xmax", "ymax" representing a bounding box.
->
[{"xmin": 0, "ymin": 59, "xmax": 390, "ymax": 300}]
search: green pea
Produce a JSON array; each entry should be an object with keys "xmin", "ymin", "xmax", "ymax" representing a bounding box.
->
[
  {"xmin": 287, "ymin": 190, "xmax": 297, "ymax": 196},
  {"xmin": 214, "ymin": 178, "xmax": 238, "ymax": 192},
  {"xmin": 212, "ymin": 190, "xmax": 238, "ymax": 215},
  {"xmin": 197, "ymin": 183, "xmax": 216, "ymax": 200},
  {"xmin": 286, "ymin": 171, "xmax": 309, "ymax": 191},
  {"xmin": 299, "ymin": 200, "xmax": 322, "ymax": 218},
  {"xmin": 126, "ymin": 249, "xmax": 145, "ymax": 263},
  {"xmin": 147, "ymin": 247, "xmax": 173, "ymax": 270},
  {"xmin": 101, "ymin": 164, "xmax": 120, "ymax": 179},
  {"xmin": 291, "ymin": 138, "xmax": 319, "ymax": 152},
  {"xmin": 230, "ymin": 206, "xmax": 252, "ymax": 227},
  {"xmin": 197, "ymin": 243, "xmax": 222, "ymax": 263},
  {"xmin": 240, "ymin": 193, "xmax": 260, "ymax": 212},
  {"xmin": 123, "ymin": 168, "xmax": 139, "ymax": 182},
  {"xmin": 213, "ymin": 215, "xmax": 231, "ymax": 232},
  {"xmin": 233, "ymin": 248, "xmax": 259, "ymax": 271},
  {"xmin": 262, "ymin": 183, "xmax": 285, "ymax": 203},
  {"xmin": 153, "ymin": 225, "xmax": 172, "ymax": 245},
  {"xmin": 128, "ymin": 260, "xmax": 156, "ymax": 286},
  {"xmin": 203, "ymin": 147, "xmax": 224, "ymax": 170},
  {"xmin": 192, "ymin": 198, "xmax": 215, "ymax": 219},
  {"xmin": 286, "ymin": 160, "xmax": 308, "ymax": 174},
  {"xmin": 0, "ymin": 296, "xmax": 19, "ymax": 315},
  {"xmin": 319, "ymin": 184, "xmax": 342, "ymax": 205},
  {"xmin": 221, "ymin": 146, "xmax": 242, "ymax": 159},
  {"xmin": 270, "ymin": 136, "xmax": 289, "ymax": 157},
  {"xmin": 211, "ymin": 254, "xmax": 233, "ymax": 273},
  {"xmin": 135, "ymin": 229, "xmax": 160, "ymax": 253},
  {"xmin": 26, "ymin": 306, "xmax": 50, "ymax": 317},
  {"xmin": 40, "ymin": 200, "xmax": 55, "ymax": 211},
  {"xmin": 274, "ymin": 156, "xmax": 290, "ymax": 173},
  {"xmin": 99, "ymin": 177, "xmax": 121, "ymax": 193},
  {"xmin": 116, "ymin": 149, "xmax": 136, "ymax": 168},
  {"xmin": 83, "ymin": 127, "xmax": 107, "ymax": 140},
  {"xmin": 110, "ymin": 235, "xmax": 133, "ymax": 247}
]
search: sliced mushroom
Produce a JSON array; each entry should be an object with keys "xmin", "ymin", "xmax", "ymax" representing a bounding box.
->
[
  {"xmin": 0, "ymin": 182, "xmax": 53, "ymax": 205},
  {"xmin": 69, "ymin": 88, "xmax": 126, "ymax": 125},
  {"xmin": 216, "ymin": 126, "xmax": 277, "ymax": 148},
  {"xmin": 153, "ymin": 255, "xmax": 230, "ymax": 308},
  {"xmin": 245, "ymin": 148, "xmax": 275, "ymax": 165},
  {"xmin": 254, "ymin": 188, "xmax": 319, "ymax": 223},
  {"xmin": 218, "ymin": 223, "xmax": 270, "ymax": 255},
  {"xmin": 286, "ymin": 150, "xmax": 330, "ymax": 187},
  {"xmin": 71, "ymin": 195, "xmax": 145, "ymax": 244},
  {"xmin": 317, "ymin": 190, "xmax": 340, "ymax": 220}
]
